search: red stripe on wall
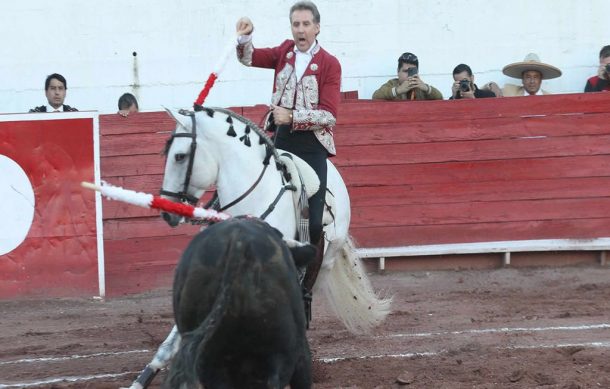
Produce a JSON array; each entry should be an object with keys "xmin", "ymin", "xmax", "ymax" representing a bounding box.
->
[{"xmin": 99, "ymin": 93, "xmax": 610, "ymax": 295}]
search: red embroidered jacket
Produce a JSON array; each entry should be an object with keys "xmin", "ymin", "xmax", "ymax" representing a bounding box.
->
[{"xmin": 237, "ymin": 39, "xmax": 341, "ymax": 155}]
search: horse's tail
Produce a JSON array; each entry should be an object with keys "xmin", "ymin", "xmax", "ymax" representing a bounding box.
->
[
  {"xmin": 165, "ymin": 230, "xmax": 243, "ymax": 388},
  {"xmin": 317, "ymin": 235, "xmax": 392, "ymax": 334}
]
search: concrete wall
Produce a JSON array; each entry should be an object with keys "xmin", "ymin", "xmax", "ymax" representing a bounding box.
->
[{"xmin": 2, "ymin": 0, "xmax": 609, "ymax": 114}]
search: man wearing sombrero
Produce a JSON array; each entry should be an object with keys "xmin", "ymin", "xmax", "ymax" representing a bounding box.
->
[{"xmin": 501, "ymin": 53, "xmax": 562, "ymax": 96}]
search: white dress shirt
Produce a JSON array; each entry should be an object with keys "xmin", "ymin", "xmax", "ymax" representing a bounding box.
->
[
  {"xmin": 293, "ymin": 42, "xmax": 316, "ymax": 81},
  {"xmin": 46, "ymin": 104, "xmax": 64, "ymax": 112}
]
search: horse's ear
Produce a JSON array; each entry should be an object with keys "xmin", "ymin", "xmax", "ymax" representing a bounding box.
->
[{"xmin": 163, "ymin": 107, "xmax": 189, "ymax": 130}]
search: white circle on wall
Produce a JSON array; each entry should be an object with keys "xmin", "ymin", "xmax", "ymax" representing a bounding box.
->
[{"xmin": 0, "ymin": 155, "xmax": 35, "ymax": 256}]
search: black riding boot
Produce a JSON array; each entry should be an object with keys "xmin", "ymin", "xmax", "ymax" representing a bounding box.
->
[{"xmin": 302, "ymin": 232, "xmax": 325, "ymax": 328}]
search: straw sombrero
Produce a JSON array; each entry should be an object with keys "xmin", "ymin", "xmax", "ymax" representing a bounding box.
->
[{"xmin": 502, "ymin": 53, "xmax": 562, "ymax": 80}]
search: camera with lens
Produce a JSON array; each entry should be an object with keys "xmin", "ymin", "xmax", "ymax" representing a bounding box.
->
[
  {"xmin": 459, "ymin": 79, "xmax": 471, "ymax": 92},
  {"xmin": 605, "ymin": 63, "xmax": 610, "ymax": 74}
]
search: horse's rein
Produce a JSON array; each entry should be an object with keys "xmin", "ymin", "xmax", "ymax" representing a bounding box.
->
[
  {"xmin": 261, "ymin": 65, "xmax": 296, "ymax": 144},
  {"xmin": 217, "ymin": 149, "xmax": 272, "ymax": 212}
]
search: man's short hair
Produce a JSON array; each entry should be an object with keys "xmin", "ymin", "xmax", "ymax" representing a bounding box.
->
[
  {"xmin": 118, "ymin": 93, "xmax": 139, "ymax": 110},
  {"xmin": 397, "ymin": 52, "xmax": 418, "ymax": 72},
  {"xmin": 599, "ymin": 45, "xmax": 610, "ymax": 59},
  {"xmin": 289, "ymin": 1, "xmax": 320, "ymax": 24},
  {"xmin": 45, "ymin": 73, "xmax": 67, "ymax": 90},
  {"xmin": 453, "ymin": 64, "xmax": 473, "ymax": 77}
]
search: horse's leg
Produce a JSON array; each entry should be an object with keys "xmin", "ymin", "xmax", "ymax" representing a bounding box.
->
[{"xmin": 124, "ymin": 325, "xmax": 181, "ymax": 389}]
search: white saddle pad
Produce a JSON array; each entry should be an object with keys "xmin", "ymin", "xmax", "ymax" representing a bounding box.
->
[
  {"xmin": 278, "ymin": 152, "xmax": 319, "ymax": 198},
  {"xmin": 278, "ymin": 151, "xmax": 335, "ymax": 226}
]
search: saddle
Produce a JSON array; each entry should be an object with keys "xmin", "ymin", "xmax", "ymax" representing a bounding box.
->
[{"xmin": 278, "ymin": 151, "xmax": 336, "ymax": 227}]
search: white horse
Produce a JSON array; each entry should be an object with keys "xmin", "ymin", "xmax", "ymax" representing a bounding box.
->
[{"xmin": 126, "ymin": 107, "xmax": 391, "ymax": 388}]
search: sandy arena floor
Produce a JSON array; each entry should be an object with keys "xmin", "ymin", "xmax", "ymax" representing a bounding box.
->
[{"xmin": 0, "ymin": 265, "xmax": 609, "ymax": 388}]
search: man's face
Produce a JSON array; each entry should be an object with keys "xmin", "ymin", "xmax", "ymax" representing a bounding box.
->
[
  {"xmin": 125, "ymin": 104, "xmax": 138, "ymax": 114},
  {"xmin": 453, "ymin": 71, "xmax": 473, "ymax": 83},
  {"xmin": 600, "ymin": 56, "xmax": 610, "ymax": 73},
  {"xmin": 290, "ymin": 9, "xmax": 319, "ymax": 52},
  {"xmin": 522, "ymin": 70, "xmax": 542, "ymax": 95},
  {"xmin": 397, "ymin": 63, "xmax": 417, "ymax": 83},
  {"xmin": 45, "ymin": 78, "xmax": 66, "ymax": 109}
]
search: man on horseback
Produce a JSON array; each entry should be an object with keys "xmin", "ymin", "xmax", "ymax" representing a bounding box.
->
[
  {"xmin": 235, "ymin": 0, "xmax": 341, "ymax": 295},
  {"xmin": 126, "ymin": 5, "xmax": 389, "ymax": 388}
]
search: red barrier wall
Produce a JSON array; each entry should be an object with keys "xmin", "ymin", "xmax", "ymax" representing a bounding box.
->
[
  {"xmin": 333, "ymin": 93, "xmax": 610, "ymax": 247},
  {"xmin": 99, "ymin": 93, "xmax": 610, "ymax": 295},
  {"xmin": 0, "ymin": 114, "xmax": 100, "ymax": 299}
]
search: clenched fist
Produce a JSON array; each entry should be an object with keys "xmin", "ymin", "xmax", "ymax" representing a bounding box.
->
[{"xmin": 236, "ymin": 17, "xmax": 254, "ymax": 36}]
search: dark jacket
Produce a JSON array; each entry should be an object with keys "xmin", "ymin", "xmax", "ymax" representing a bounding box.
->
[
  {"xmin": 584, "ymin": 76, "xmax": 610, "ymax": 92},
  {"xmin": 450, "ymin": 85, "xmax": 496, "ymax": 99},
  {"xmin": 29, "ymin": 105, "xmax": 78, "ymax": 113}
]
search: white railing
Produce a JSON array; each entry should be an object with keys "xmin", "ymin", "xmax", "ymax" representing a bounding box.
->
[{"xmin": 357, "ymin": 238, "xmax": 610, "ymax": 270}]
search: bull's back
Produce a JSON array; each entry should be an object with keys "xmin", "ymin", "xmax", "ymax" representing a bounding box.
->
[
  {"xmin": 171, "ymin": 218, "xmax": 310, "ymax": 387},
  {"xmin": 174, "ymin": 217, "xmax": 306, "ymax": 335}
]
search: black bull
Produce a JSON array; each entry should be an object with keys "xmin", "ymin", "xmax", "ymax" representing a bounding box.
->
[{"xmin": 165, "ymin": 217, "xmax": 316, "ymax": 389}]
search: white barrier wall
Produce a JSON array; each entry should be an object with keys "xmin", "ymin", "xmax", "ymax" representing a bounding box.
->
[{"xmin": 2, "ymin": 0, "xmax": 609, "ymax": 114}]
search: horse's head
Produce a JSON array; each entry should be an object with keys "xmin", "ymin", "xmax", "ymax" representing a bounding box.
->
[{"xmin": 160, "ymin": 109, "xmax": 219, "ymax": 226}]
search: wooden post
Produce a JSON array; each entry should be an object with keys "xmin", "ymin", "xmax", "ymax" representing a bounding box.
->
[{"xmin": 503, "ymin": 252, "xmax": 511, "ymax": 267}]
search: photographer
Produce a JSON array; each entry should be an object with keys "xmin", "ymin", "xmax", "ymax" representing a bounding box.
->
[
  {"xmin": 372, "ymin": 52, "xmax": 442, "ymax": 101},
  {"xmin": 449, "ymin": 64, "xmax": 496, "ymax": 100},
  {"xmin": 584, "ymin": 45, "xmax": 610, "ymax": 92}
]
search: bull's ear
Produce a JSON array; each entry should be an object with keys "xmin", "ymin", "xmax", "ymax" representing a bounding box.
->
[
  {"xmin": 289, "ymin": 244, "xmax": 317, "ymax": 268},
  {"xmin": 164, "ymin": 107, "xmax": 189, "ymax": 130}
]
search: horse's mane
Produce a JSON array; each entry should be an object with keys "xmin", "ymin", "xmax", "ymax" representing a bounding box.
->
[
  {"xmin": 163, "ymin": 106, "xmax": 282, "ymax": 165},
  {"xmin": 206, "ymin": 106, "xmax": 281, "ymax": 162}
]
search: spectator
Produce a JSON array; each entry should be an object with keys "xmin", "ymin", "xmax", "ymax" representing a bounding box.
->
[
  {"xmin": 500, "ymin": 53, "xmax": 561, "ymax": 96},
  {"xmin": 117, "ymin": 93, "xmax": 139, "ymax": 117},
  {"xmin": 235, "ymin": 0, "xmax": 338, "ymax": 250},
  {"xmin": 29, "ymin": 73, "xmax": 78, "ymax": 112},
  {"xmin": 449, "ymin": 64, "xmax": 496, "ymax": 99},
  {"xmin": 482, "ymin": 82, "xmax": 504, "ymax": 97},
  {"xmin": 584, "ymin": 45, "xmax": 610, "ymax": 92},
  {"xmin": 372, "ymin": 52, "xmax": 442, "ymax": 101}
]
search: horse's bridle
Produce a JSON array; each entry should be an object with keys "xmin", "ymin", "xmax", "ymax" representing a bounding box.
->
[
  {"xmin": 160, "ymin": 106, "xmax": 295, "ymax": 220},
  {"xmin": 159, "ymin": 110, "xmax": 200, "ymax": 205}
]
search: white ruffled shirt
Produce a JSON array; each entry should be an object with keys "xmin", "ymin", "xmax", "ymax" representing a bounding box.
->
[{"xmin": 293, "ymin": 42, "xmax": 315, "ymax": 81}]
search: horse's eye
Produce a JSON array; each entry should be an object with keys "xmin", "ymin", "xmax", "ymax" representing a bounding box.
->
[{"xmin": 175, "ymin": 153, "xmax": 187, "ymax": 162}]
